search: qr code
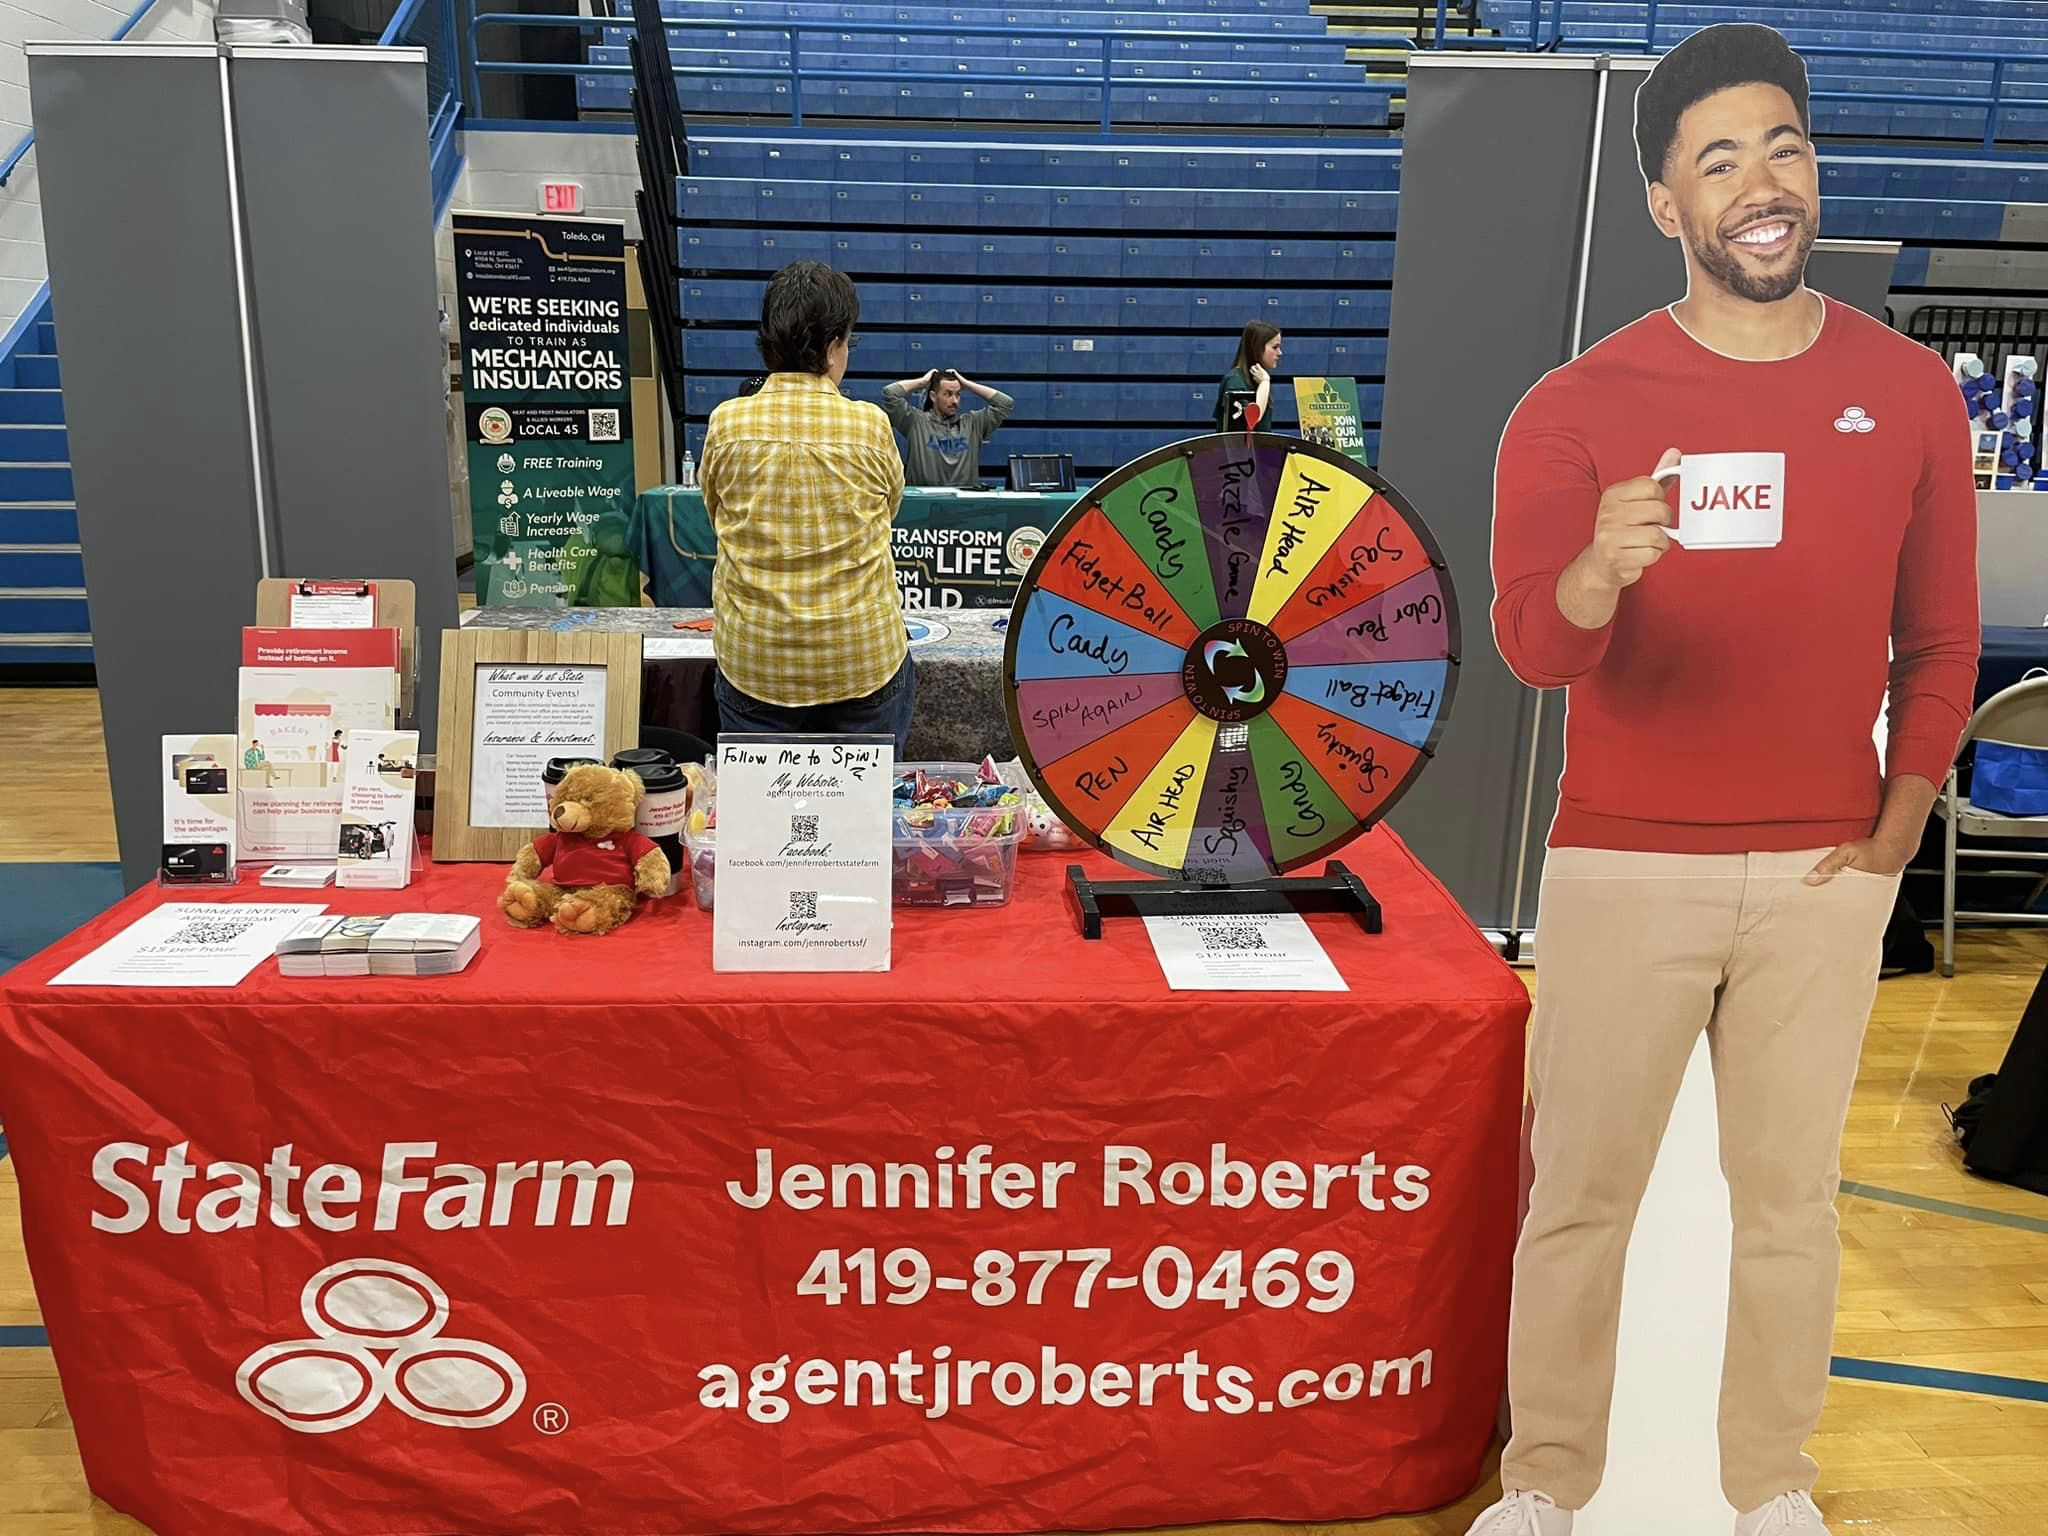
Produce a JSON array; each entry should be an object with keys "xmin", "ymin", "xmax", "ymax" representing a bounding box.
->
[
  {"xmin": 169, "ymin": 917, "xmax": 253, "ymax": 947},
  {"xmin": 1196, "ymin": 922, "xmax": 1267, "ymax": 952},
  {"xmin": 789, "ymin": 890, "xmax": 818, "ymax": 920},
  {"xmin": 588, "ymin": 407, "xmax": 621, "ymax": 442},
  {"xmin": 790, "ymin": 815, "xmax": 820, "ymax": 844}
]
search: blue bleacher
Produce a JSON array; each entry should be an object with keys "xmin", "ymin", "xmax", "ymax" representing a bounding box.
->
[
  {"xmin": 656, "ymin": 112, "xmax": 2045, "ymax": 473},
  {"xmin": 614, "ymin": 0, "xmax": 2048, "ymax": 477},
  {"xmin": 578, "ymin": 0, "xmax": 1385, "ymax": 124},
  {"xmin": 669, "ymin": 128, "xmax": 1401, "ymax": 475}
]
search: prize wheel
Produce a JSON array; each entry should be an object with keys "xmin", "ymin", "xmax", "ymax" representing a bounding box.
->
[{"xmin": 1003, "ymin": 432, "xmax": 1460, "ymax": 883}]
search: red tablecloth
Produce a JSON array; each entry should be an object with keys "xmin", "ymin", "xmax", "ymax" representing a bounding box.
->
[{"xmin": 0, "ymin": 829, "xmax": 1527, "ymax": 1536}]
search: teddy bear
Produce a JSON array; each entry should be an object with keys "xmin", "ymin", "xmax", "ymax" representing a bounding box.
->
[{"xmin": 499, "ymin": 763, "xmax": 671, "ymax": 936}]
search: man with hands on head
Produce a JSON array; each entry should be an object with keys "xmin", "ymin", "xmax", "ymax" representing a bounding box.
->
[
  {"xmin": 882, "ymin": 367, "xmax": 1015, "ymax": 488},
  {"xmin": 1472, "ymin": 24, "xmax": 1977, "ymax": 1536}
]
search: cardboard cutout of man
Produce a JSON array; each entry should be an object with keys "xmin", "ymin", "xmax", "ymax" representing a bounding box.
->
[{"xmin": 1472, "ymin": 25, "xmax": 1978, "ymax": 1536}]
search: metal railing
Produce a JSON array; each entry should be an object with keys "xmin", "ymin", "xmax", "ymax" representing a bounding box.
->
[
  {"xmin": 1460, "ymin": 0, "xmax": 2048, "ymax": 150},
  {"xmin": 0, "ymin": 0, "xmax": 169, "ymax": 187},
  {"xmin": 471, "ymin": 12, "xmax": 1421, "ymax": 134},
  {"xmin": 381, "ymin": 0, "xmax": 466, "ymax": 214},
  {"xmin": 454, "ymin": 0, "xmax": 2043, "ymax": 150}
]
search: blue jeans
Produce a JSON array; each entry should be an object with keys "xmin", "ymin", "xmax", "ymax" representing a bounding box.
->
[{"xmin": 713, "ymin": 654, "xmax": 916, "ymax": 756}]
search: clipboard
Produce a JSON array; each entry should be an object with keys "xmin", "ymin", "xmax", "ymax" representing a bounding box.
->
[{"xmin": 255, "ymin": 578, "xmax": 420, "ymax": 723}]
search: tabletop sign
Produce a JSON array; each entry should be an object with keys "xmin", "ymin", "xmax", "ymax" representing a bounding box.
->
[
  {"xmin": 1293, "ymin": 378, "xmax": 1370, "ymax": 465},
  {"xmin": 713, "ymin": 735, "xmax": 893, "ymax": 973}
]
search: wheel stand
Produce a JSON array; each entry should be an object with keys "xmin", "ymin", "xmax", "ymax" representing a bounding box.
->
[{"xmin": 1065, "ymin": 860, "xmax": 1382, "ymax": 940}]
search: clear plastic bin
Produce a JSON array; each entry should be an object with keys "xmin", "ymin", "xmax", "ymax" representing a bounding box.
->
[
  {"xmin": 682, "ymin": 764, "xmax": 1025, "ymax": 912},
  {"xmin": 685, "ymin": 821, "xmax": 716, "ymax": 911},
  {"xmin": 892, "ymin": 761, "xmax": 1025, "ymax": 909}
]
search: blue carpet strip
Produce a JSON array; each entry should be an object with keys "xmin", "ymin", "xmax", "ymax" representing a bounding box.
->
[
  {"xmin": 0, "ymin": 1326, "xmax": 48, "ymax": 1348},
  {"xmin": 1830, "ymin": 1356, "xmax": 2048, "ymax": 1404},
  {"xmin": 1839, "ymin": 1179, "xmax": 2048, "ymax": 1235}
]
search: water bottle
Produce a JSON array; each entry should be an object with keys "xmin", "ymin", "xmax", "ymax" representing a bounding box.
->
[{"xmin": 679, "ymin": 450, "xmax": 697, "ymax": 491}]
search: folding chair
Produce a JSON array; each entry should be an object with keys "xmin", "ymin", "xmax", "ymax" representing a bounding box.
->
[{"xmin": 1936, "ymin": 673, "xmax": 2048, "ymax": 976}]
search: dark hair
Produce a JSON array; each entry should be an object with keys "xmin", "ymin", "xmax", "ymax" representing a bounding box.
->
[
  {"xmin": 1231, "ymin": 321, "xmax": 1281, "ymax": 381},
  {"xmin": 1634, "ymin": 24, "xmax": 1810, "ymax": 186},
  {"xmin": 924, "ymin": 368, "xmax": 959, "ymax": 414},
  {"xmin": 756, "ymin": 261, "xmax": 860, "ymax": 374}
]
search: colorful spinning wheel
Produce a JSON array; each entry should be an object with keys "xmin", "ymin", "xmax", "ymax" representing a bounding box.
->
[{"xmin": 1004, "ymin": 433, "xmax": 1459, "ymax": 884}]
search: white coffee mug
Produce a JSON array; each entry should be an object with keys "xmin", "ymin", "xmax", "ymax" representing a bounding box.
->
[{"xmin": 1651, "ymin": 451, "xmax": 1786, "ymax": 550}]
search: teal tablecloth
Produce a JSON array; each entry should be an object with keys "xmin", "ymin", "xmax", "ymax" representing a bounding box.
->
[{"xmin": 627, "ymin": 486, "xmax": 1082, "ymax": 610}]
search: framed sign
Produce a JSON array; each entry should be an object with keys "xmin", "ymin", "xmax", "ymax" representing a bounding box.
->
[{"xmin": 430, "ymin": 629, "xmax": 642, "ymax": 861}]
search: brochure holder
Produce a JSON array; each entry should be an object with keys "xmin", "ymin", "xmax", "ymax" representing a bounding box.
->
[{"xmin": 255, "ymin": 578, "xmax": 421, "ymax": 724}]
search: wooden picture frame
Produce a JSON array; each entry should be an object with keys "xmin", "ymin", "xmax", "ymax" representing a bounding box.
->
[{"xmin": 430, "ymin": 628, "xmax": 643, "ymax": 861}]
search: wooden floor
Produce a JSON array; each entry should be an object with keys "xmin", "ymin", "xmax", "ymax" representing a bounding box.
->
[{"xmin": 1, "ymin": 687, "xmax": 2044, "ymax": 1534}]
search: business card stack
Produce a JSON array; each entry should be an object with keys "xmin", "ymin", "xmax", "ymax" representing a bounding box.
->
[{"xmin": 275, "ymin": 913, "xmax": 480, "ymax": 978}]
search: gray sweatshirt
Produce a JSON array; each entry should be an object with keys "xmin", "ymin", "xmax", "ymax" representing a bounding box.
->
[{"xmin": 881, "ymin": 384, "xmax": 1014, "ymax": 488}]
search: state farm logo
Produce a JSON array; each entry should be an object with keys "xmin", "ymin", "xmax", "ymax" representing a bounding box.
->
[{"xmin": 237, "ymin": 1259, "xmax": 524, "ymax": 1434}]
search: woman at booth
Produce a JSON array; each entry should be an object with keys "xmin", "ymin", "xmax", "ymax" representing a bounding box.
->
[{"xmin": 1214, "ymin": 322, "xmax": 1282, "ymax": 431}]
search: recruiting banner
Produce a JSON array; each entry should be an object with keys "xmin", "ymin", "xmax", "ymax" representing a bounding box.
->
[
  {"xmin": 0, "ymin": 838, "xmax": 1523, "ymax": 1536},
  {"xmin": 455, "ymin": 213, "xmax": 637, "ymax": 608},
  {"xmin": 1293, "ymin": 378, "xmax": 1370, "ymax": 464},
  {"xmin": 893, "ymin": 499, "xmax": 1048, "ymax": 611}
]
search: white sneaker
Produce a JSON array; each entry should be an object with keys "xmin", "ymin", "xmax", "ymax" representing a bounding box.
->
[
  {"xmin": 1464, "ymin": 1490, "xmax": 1573, "ymax": 1535},
  {"xmin": 1735, "ymin": 1491, "xmax": 1830, "ymax": 1535}
]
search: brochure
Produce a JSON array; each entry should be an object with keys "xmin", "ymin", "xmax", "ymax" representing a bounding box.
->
[
  {"xmin": 236, "ymin": 666, "xmax": 396, "ymax": 862},
  {"xmin": 276, "ymin": 912, "xmax": 481, "ymax": 978},
  {"xmin": 336, "ymin": 730, "xmax": 420, "ymax": 890},
  {"xmin": 161, "ymin": 734, "xmax": 237, "ymax": 884}
]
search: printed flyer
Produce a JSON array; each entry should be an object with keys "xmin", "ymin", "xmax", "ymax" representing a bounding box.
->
[
  {"xmin": 467, "ymin": 665, "xmax": 608, "ymax": 829},
  {"xmin": 454, "ymin": 212, "xmax": 638, "ymax": 608},
  {"xmin": 337, "ymin": 730, "xmax": 420, "ymax": 890}
]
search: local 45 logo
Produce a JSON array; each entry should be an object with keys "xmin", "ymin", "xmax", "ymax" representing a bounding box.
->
[{"xmin": 237, "ymin": 1259, "xmax": 525, "ymax": 1433}]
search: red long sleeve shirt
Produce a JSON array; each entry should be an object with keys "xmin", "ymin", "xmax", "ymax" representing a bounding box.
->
[{"xmin": 1490, "ymin": 300, "xmax": 1980, "ymax": 854}]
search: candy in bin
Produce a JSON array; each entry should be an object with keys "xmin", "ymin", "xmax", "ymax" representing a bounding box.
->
[{"xmin": 889, "ymin": 761, "xmax": 1025, "ymax": 907}]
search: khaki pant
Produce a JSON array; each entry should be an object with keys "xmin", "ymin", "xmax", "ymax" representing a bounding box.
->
[{"xmin": 1501, "ymin": 848, "xmax": 1899, "ymax": 1512}]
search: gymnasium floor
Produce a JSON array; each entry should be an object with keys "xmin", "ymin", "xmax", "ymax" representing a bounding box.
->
[{"xmin": 1, "ymin": 686, "xmax": 2044, "ymax": 1534}]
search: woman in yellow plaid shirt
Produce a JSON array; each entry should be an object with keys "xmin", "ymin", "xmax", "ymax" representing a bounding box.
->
[{"xmin": 701, "ymin": 262, "xmax": 913, "ymax": 750}]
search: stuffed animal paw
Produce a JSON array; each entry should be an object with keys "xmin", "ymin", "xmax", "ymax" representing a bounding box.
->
[{"xmin": 499, "ymin": 877, "xmax": 552, "ymax": 928}]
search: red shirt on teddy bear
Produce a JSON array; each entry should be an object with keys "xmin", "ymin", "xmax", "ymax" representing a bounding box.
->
[{"xmin": 530, "ymin": 830, "xmax": 659, "ymax": 888}]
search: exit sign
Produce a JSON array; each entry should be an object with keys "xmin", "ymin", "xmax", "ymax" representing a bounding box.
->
[{"xmin": 541, "ymin": 182, "xmax": 583, "ymax": 215}]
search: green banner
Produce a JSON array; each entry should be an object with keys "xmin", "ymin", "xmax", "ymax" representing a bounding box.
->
[
  {"xmin": 455, "ymin": 213, "xmax": 638, "ymax": 607},
  {"xmin": 892, "ymin": 498, "xmax": 1057, "ymax": 610},
  {"xmin": 1293, "ymin": 376, "xmax": 1371, "ymax": 464}
]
